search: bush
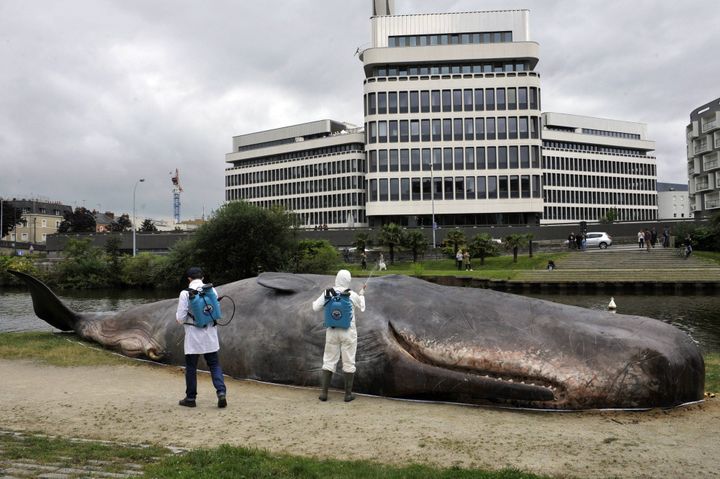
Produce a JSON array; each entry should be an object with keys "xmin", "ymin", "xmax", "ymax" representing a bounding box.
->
[
  {"xmin": 51, "ymin": 239, "xmax": 110, "ymax": 289},
  {"xmin": 121, "ymin": 253, "xmax": 165, "ymax": 287},
  {"xmin": 293, "ymin": 240, "xmax": 338, "ymax": 274},
  {"xmin": 0, "ymin": 255, "xmax": 42, "ymax": 286}
]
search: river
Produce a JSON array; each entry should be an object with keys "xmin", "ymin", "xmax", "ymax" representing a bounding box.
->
[{"xmin": 1, "ymin": 286, "xmax": 719, "ymax": 354}]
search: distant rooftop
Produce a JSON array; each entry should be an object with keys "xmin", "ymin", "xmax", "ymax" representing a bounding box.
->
[{"xmin": 657, "ymin": 182, "xmax": 689, "ymax": 192}]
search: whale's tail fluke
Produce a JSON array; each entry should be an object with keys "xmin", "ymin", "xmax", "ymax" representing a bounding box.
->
[{"xmin": 8, "ymin": 270, "xmax": 78, "ymax": 331}]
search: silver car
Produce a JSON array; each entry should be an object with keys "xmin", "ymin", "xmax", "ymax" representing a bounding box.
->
[{"xmin": 584, "ymin": 232, "xmax": 612, "ymax": 249}]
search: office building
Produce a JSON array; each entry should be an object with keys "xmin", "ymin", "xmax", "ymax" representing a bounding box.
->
[
  {"xmin": 225, "ymin": 120, "xmax": 367, "ymax": 229},
  {"xmin": 541, "ymin": 113, "xmax": 657, "ymax": 224},
  {"xmin": 359, "ymin": 8, "xmax": 543, "ymax": 227},
  {"xmin": 687, "ymin": 97, "xmax": 720, "ymax": 218}
]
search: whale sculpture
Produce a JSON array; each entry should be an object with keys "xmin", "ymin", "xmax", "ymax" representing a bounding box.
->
[{"xmin": 10, "ymin": 270, "xmax": 704, "ymax": 410}]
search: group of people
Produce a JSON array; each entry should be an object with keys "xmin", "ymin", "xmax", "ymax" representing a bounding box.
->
[
  {"xmin": 175, "ymin": 267, "xmax": 368, "ymax": 408},
  {"xmin": 566, "ymin": 232, "xmax": 586, "ymax": 250},
  {"xmin": 455, "ymin": 249, "xmax": 473, "ymax": 271},
  {"xmin": 638, "ymin": 226, "xmax": 672, "ymax": 251}
]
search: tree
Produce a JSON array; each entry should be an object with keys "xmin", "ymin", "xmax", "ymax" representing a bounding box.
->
[
  {"xmin": 109, "ymin": 214, "xmax": 132, "ymax": 232},
  {"xmin": 104, "ymin": 236, "xmax": 124, "ymax": 285},
  {"xmin": 525, "ymin": 233, "xmax": 534, "ymax": 258},
  {"xmin": 401, "ymin": 230, "xmax": 428, "ymax": 262},
  {"xmin": 139, "ymin": 218, "xmax": 158, "ymax": 232},
  {"xmin": 292, "ymin": 239, "xmax": 338, "ymax": 274},
  {"xmin": 504, "ymin": 234, "xmax": 529, "ymax": 263},
  {"xmin": 599, "ymin": 208, "xmax": 618, "ymax": 224},
  {"xmin": 443, "ymin": 230, "xmax": 466, "ymax": 258},
  {"xmin": 58, "ymin": 207, "xmax": 96, "ymax": 233},
  {"xmin": 1, "ymin": 202, "xmax": 23, "ymax": 238},
  {"xmin": 377, "ymin": 223, "xmax": 404, "ymax": 264},
  {"xmin": 468, "ymin": 233, "xmax": 498, "ymax": 266},
  {"xmin": 185, "ymin": 201, "xmax": 297, "ymax": 283},
  {"xmin": 352, "ymin": 231, "xmax": 373, "ymax": 257}
]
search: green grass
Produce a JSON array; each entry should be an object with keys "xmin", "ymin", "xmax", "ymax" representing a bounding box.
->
[
  {"xmin": 145, "ymin": 444, "xmax": 548, "ymax": 479},
  {"xmin": 695, "ymin": 251, "xmax": 720, "ymax": 265},
  {"xmin": 343, "ymin": 253, "xmax": 565, "ymax": 280},
  {"xmin": 0, "ymin": 331, "xmax": 134, "ymax": 367}
]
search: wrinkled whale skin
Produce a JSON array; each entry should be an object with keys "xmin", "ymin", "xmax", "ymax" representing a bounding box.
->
[{"xmin": 10, "ymin": 270, "xmax": 704, "ymax": 409}]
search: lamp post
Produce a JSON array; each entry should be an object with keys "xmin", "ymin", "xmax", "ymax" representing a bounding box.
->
[
  {"xmin": 430, "ymin": 161, "xmax": 436, "ymax": 249},
  {"xmin": 132, "ymin": 178, "xmax": 145, "ymax": 256}
]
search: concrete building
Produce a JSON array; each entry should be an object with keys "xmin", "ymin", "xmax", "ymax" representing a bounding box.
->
[
  {"xmin": 687, "ymin": 97, "xmax": 720, "ymax": 219},
  {"xmin": 541, "ymin": 113, "xmax": 657, "ymax": 224},
  {"xmin": 1, "ymin": 198, "xmax": 72, "ymax": 244},
  {"xmin": 359, "ymin": 8, "xmax": 543, "ymax": 227},
  {"xmin": 657, "ymin": 182, "xmax": 689, "ymax": 220},
  {"xmin": 225, "ymin": 120, "xmax": 367, "ymax": 229}
]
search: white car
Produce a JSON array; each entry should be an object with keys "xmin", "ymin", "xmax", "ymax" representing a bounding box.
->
[{"xmin": 585, "ymin": 232, "xmax": 612, "ymax": 249}]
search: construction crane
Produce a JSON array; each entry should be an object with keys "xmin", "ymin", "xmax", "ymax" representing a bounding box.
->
[{"xmin": 170, "ymin": 169, "xmax": 183, "ymax": 224}]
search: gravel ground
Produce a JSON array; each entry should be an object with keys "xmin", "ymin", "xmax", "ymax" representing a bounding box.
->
[{"xmin": 1, "ymin": 359, "xmax": 718, "ymax": 478}]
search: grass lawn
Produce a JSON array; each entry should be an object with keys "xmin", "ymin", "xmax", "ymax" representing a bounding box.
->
[{"xmin": 342, "ymin": 252, "xmax": 565, "ymax": 280}]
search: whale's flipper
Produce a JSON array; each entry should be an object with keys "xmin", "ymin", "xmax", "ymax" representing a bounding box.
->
[
  {"xmin": 8, "ymin": 270, "xmax": 78, "ymax": 331},
  {"xmin": 256, "ymin": 273, "xmax": 316, "ymax": 293}
]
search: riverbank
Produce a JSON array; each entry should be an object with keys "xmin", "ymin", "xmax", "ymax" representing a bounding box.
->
[{"xmin": 1, "ymin": 357, "xmax": 718, "ymax": 479}]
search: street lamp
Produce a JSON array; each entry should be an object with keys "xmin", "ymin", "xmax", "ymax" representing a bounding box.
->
[
  {"xmin": 430, "ymin": 161, "xmax": 436, "ymax": 249},
  {"xmin": 132, "ymin": 178, "xmax": 145, "ymax": 257}
]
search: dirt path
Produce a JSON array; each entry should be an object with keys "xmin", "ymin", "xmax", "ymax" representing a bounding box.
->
[{"xmin": 1, "ymin": 359, "xmax": 717, "ymax": 478}]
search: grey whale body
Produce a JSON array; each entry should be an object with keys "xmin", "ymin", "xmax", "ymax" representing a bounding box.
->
[{"xmin": 10, "ymin": 270, "xmax": 704, "ymax": 410}]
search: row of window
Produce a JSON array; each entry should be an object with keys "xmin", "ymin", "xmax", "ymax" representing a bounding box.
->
[
  {"xmin": 226, "ymin": 159, "xmax": 366, "ymax": 187},
  {"xmin": 544, "ymin": 189, "xmax": 657, "ymax": 207},
  {"xmin": 367, "ymin": 116, "xmax": 541, "ymax": 144},
  {"xmin": 367, "ymin": 175, "xmax": 542, "ymax": 202},
  {"xmin": 227, "ymin": 176, "xmax": 364, "ymax": 197},
  {"xmin": 544, "ymin": 172, "xmax": 656, "ymax": 191},
  {"xmin": 229, "ymin": 144, "xmax": 364, "ymax": 168},
  {"xmin": 544, "ymin": 206, "xmax": 657, "ymax": 222},
  {"xmin": 239, "ymin": 195, "xmax": 366, "ymax": 217},
  {"xmin": 542, "ymin": 156, "xmax": 656, "ymax": 176},
  {"xmin": 371, "ymin": 62, "xmax": 530, "ymax": 77},
  {"xmin": 367, "ymin": 146, "xmax": 541, "ymax": 173},
  {"xmin": 543, "ymin": 141, "xmax": 650, "ymax": 158},
  {"xmin": 387, "ymin": 31, "xmax": 513, "ymax": 48},
  {"xmin": 581, "ymin": 128, "xmax": 641, "ymax": 140},
  {"xmin": 365, "ymin": 88, "xmax": 539, "ymax": 115}
]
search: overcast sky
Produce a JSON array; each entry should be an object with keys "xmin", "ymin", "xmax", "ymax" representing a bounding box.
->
[{"xmin": 1, "ymin": 0, "xmax": 717, "ymax": 222}]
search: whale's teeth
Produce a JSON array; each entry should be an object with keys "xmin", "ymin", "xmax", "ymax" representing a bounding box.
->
[{"xmin": 508, "ymin": 379, "xmax": 513, "ymax": 383}]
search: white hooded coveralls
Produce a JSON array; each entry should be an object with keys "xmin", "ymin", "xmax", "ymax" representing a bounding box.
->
[{"xmin": 312, "ymin": 270, "xmax": 365, "ymax": 373}]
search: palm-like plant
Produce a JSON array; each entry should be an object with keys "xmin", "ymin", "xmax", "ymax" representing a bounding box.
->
[
  {"xmin": 444, "ymin": 230, "xmax": 466, "ymax": 258},
  {"xmin": 352, "ymin": 232, "xmax": 373, "ymax": 257},
  {"xmin": 402, "ymin": 230, "xmax": 428, "ymax": 262},
  {"xmin": 468, "ymin": 233, "xmax": 498, "ymax": 266},
  {"xmin": 378, "ymin": 223, "xmax": 404, "ymax": 264},
  {"xmin": 504, "ymin": 233, "xmax": 529, "ymax": 263}
]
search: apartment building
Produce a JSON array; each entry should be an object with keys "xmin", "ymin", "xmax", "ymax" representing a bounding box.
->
[
  {"xmin": 687, "ymin": 97, "xmax": 720, "ymax": 218},
  {"xmin": 541, "ymin": 113, "xmax": 657, "ymax": 224},
  {"xmin": 657, "ymin": 182, "xmax": 689, "ymax": 220},
  {"xmin": 225, "ymin": 120, "xmax": 367, "ymax": 229},
  {"xmin": 1, "ymin": 198, "xmax": 72, "ymax": 243}
]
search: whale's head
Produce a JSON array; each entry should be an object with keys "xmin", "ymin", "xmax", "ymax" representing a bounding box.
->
[{"xmin": 355, "ymin": 275, "xmax": 704, "ymax": 409}]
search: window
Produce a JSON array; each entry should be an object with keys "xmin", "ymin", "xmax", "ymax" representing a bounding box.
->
[
  {"xmin": 507, "ymin": 88, "xmax": 517, "ymax": 109},
  {"xmin": 453, "ymin": 118, "xmax": 463, "ymax": 141},
  {"xmin": 422, "ymin": 177, "xmax": 432, "ymax": 200},
  {"xmin": 421, "ymin": 149, "xmax": 431, "ymax": 171},
  {"xmin": 410, "ymin": 91, "xmax": 419, "ymax": 113},
  {"xmin": 465, "ymin": 147, "xmax": 475, "ymax": 169},
  {"xmin": 466, "ymin": 176, "xmax": 476, "ymax": 199},
  {"xmin": 444, "ymin": 177, "xmax": 454, "ymax": 199},
  {"xmin": 475, "ymin": 118, "xmax": 485, "ymax": 140},
  {"xmin": 477, "ymin": 176, "xmax": 487, "ymax": 199},
  {"xmin": 390, "ymin": 179, "xmax": 399, "ymax": 201},
  {"xmin": 399, "ymin": 120, "xmax": 409, "ymax": 142},
  {"xmin": 474, "ymin": 89, "xmax": 484, "ymax": 110},
  {"xmin": 463, "ymin": 89, "xmax": 473, "ymax": 111},
  {"xmin": 412, "ymin": 178, "xmax": 421, "ymax": 200},
  {"xmin": 399, "ymin": 92, "xmax": 408, "ymax": 113},
  {"xmin": 389, "ymin": 149, "xmax": 399, "ymax": 171},
  {"xmin": 509, "ymin": 146, "xmax": 518, "ymax": 168},
  {"xmin": 410, "ymin": 120, "xmax": 420, "ymax": 142},
  {"xmin": 497, "ymin": 117, "xmax": 507, "ymax": 139},
  {"xmin": 368, "ymin": 93, "xmax": 376, "ymax": 115},
  {"xmin": 477, "ymin": 147, "xmax": 486, "ymax": 169},
  {"xmin": 455, "ymin": 177, "xmax": 465, "ymax": 200},
  {"xmin": 378, "ymin": 92, "xmax": 387, "ymax": 114},
  {"xmin": 432, "ymin": 119, "xmax": 441, "ymax": 141},
  {"xmin": 510, "ymin": 175, "xmax": 519, "ymax": 198},
  {"xmin": 420, "ymin": 91, "xmax": 430, "ymax": 112},
  {"xmin": 409, "ymin": 149, "xmax": 419, "ymax": 171},
  {"xmin": 388, "ymin": 92, "xmax": 398, "ymax": 113},
  {"xmin": 488, "ymin": 176, "xmax": 498, "ymax": 199},
  {"xmin": 389, "ymin": 120, "xmax": 398, "ymax": 142},
  {"xmin": 487, "ymin": 147, "xmax": 497, "ymax": 169},
  {"xmin": 464, "ymin": 118, "xmax": 474, "ymax": 140},
  {"xmin": 518, "ymin": 88, "xmax": 528, "ymax": 109},
  {"xmin": 379, "ymin": 150, "xmax": 388, "ymax": 171},
  {"xmin": 378, "ymin": 121, "xmax": 387, "ymax": 142},
  {"xmin": 431, "ymin": 90, "xmax": 441, "ymax": 112},
  {"xmin": 496, "ymin": 88, "xmax": 506, "ymax": 110},
  {"xmin": 442, "ymin": 90, "xmax": 452, "ymax": 112},
  {"xmin": 443, "ymin": 147, "xmax": 453, "ymax": 170},
  {"xmin": 519, "ymin": 117, "xmax": 529, "ymax": 139},
  {"xmin": 443, "ymin": 119, "xmax": 452, "ymax": 141},
  {"xmin": 499, "ymin": 176, "xmax": 509, "ymax": 198},
  {"xmin": 485, "ymin": 89, "xmax": 495, "ymax": 110},
  {"xmin": 453, "ymin": 90, "xmax": 462, "ymax": 111},
  {"xmin": 486, "ymin": 118, "xmax": 496, "ymax": 140},
  {"xmin": 454, "ymin": 148, "xmax": 464, "ymax": 170},
  {"xmin": 401, "ymin": 178, "xmax": 410, "ymax": 201},
  {"xmin": 421, "ymin": 119, "xmax": 430, "ymax": 141},
  {"xmin": 508, "ymin": 117, "xmax": 518, "ymax": 139}
]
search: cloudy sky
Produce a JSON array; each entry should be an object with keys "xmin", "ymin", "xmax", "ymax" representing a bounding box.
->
[{"xmin": 1, "ymin": 0, "xmax": 717, "ymax": 222}]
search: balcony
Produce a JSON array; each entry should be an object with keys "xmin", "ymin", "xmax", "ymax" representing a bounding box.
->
[
  {"xmin": 703, "ymin": 154, "xmax": 720, "ymax": 172},
  {"xmin": 695, "ymin": 141, "xmax": 711, "ymax": 154},
  {"xmin": 696, "ymin": 180, "xmax": 710, "ymax": 191},
  {"xmin": 706, "ymin": 197, "xmax": 720, "ymax": 209},
  {"xmin": 702, "ymin": 120, "xmax": 718, "ymax": 133}
]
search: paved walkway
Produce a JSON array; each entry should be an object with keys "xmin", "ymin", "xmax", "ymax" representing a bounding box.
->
[{"xmin": 0, "ymin": 430, "xmax": 163, "ymax": 479}]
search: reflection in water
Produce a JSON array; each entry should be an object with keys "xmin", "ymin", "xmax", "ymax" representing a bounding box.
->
[
  {"xmin": 0, "ymin": 288, "xmax": 175, "ymax": 333},
  {"xmin": 523, "ymin": 291, "xmax": 720, "ymax": 354},
  {"xmin": 2, "ymin": 287, "xmax": 720, "ymax": 354}
]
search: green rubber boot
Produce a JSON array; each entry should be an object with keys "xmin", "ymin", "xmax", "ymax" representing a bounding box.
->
[
  {"xmin": 343, "ymin": 373, "xmax": 356, "ymax": 402},
  {"xmin": 318, "ymin": 369, "xmax": 332, "ymax": 401}
]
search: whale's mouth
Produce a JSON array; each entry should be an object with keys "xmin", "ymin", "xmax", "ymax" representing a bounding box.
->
[{"xmin": 389, "ymin": 322, "xmax": 560, "ymax": 404}]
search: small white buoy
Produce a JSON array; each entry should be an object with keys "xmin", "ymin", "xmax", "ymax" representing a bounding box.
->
[{"xmin": 608, "ymin": 297, "xmax": 617, "ymax": 310}]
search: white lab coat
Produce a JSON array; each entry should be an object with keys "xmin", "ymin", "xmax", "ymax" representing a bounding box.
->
[
  {"xmin": 312, "ymin": 270, "xmax": 365, "ymax": 373},
  {"xmin": 176, "ymin": 279, "xmax": 220, "ymax": 355}
]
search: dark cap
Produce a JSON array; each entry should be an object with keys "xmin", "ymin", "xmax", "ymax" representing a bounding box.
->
[{"xmin": 186, "ymin": 267, "xmax": 204, "ymax": 279}]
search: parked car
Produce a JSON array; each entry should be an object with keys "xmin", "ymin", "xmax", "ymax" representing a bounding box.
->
[
  {"xmin": 585, "ymin": 232, "xmax": 613, "ymax": 249},
  {"xmin": 563, "ymin": 232, "xmax": 613, "ymax": 249}
]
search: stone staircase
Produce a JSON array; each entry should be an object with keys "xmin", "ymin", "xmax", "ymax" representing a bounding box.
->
[{"xmin": 514, "ymin": 246, "xmax": 720, "ymax": 284}]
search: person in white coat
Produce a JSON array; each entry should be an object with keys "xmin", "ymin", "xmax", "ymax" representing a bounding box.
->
[
  {"xmin": 312, "ymin": 269, "xmax": 366, "ymax": 402},
  {"xmin": 176, "ymin": 267, "xmax": 227, "ymax": 408}
]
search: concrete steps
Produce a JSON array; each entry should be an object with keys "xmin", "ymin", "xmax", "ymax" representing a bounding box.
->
[{"xmin": 514, "ymin": 247, "xmax": 720, "ymax": 284}]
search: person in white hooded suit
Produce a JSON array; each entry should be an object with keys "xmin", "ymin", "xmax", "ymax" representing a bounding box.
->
[{"xmin": 312, "ymin": 269, "xmax": 366, "ymax": 402}]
